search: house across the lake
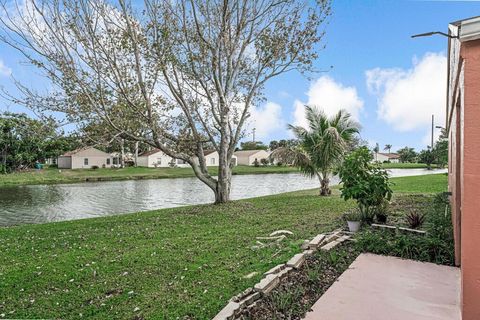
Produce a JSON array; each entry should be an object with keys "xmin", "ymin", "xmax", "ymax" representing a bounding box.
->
[
  {"xmin": 57, "ymin": 147, "xmax": 112, "ymax": 169},
  {"xmin": 234, "ymin": 150, "xmax": 271, "ymax": 166},
  {"xmin": 373, "ymin": 152, "xmax": 400, "ymax": 163},
  {"xmin": 137, "ymin": 149, "xmax": 237, "ymax": 168}
]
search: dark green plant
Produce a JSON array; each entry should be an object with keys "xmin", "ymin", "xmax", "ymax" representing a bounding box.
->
[
  {"xmin": 406, "ymin": 209, "xmax": 426, "ymax": 229},
  {"xmin": 374, "ymin": 199, "xmax": 390, "ymax": 223},
  {"xmin": 397, "ymin": 146, "xmax": 417, "ymax": 163},
  {"xmin": 253, "ymin": 159, "xmax": 260, "ymax": 167},
  {"xmin": 339, "ymin": 147, "xmax": 393, "ymax": 223},
  {"xmin": 418, "ymin": 149, "xmax": 435, "ymax": 170},
  {"xmin": 260, "ymin": 158, "xmax": 269, "ymax": 166}
]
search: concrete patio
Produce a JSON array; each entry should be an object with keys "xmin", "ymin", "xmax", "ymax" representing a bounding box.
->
[{"xmin": 304, "ymin": 253, "xmax": 460, "ymax": 320}]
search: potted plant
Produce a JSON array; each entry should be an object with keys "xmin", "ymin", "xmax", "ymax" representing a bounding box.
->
[
  {"xmin": 374, "ymin": 199, "xmax": 390, "ymax": 223},
  {"xmin": 344, "ymin": 209, "xmax": 362, "ymax": 233}
]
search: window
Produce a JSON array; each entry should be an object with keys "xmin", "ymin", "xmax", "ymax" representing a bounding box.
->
[
  {"xmin": 210, "ymin": 158, "xmax": 215, "ymax": 165},
  {"xmin": 177, "ymin": 159, "xmax": 186, "ymax": 164},
  {"xmin": 156, "ymin": 158, "xmax": 162, "ymax": 165},
  {"xmin": 84, "ymin": 158, "xmax": 89, "ymax": 166},
  {"xmin": 106, "ymin": 158, "xmax": 110, "ymax": 165}
]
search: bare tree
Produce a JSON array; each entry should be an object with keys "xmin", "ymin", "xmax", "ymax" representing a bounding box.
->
[{"xmin": 0, "ymin": 0, "xmax": 330, "ymax": 203}]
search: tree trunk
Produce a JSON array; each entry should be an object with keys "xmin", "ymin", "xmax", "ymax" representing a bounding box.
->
[
  {"xmin": 120, "ymin": 139, "xmax": 125, "ymax": 168},
  {"xmin": 214, "ymin": 145, "xmax": 232, "ymax": 204},
  {"xmin": 318, "ymin": 173, "xmax": 331, "ymax": 196},
  {"xmin": 134, "ymin": 141, "xmax": 139, "ymax": 167}
]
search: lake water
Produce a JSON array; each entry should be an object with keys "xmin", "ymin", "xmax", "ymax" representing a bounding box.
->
[{"xmin": 0, "ymin": 168, "xmax": 446, "ymax": 227}]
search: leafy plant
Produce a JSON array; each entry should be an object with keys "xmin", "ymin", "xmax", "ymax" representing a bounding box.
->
[
  {"xmin": 343, "ymin": 209, "xmax": 362, "ymax": 222},
  {"xmin": 339, "ymin": 147, "xmax": 393, "ymax": 223},
  {"xmin": 260, "ymin": 158, "xmax": 269, "ymax": 166},
  {"xmin": 406, "ymin": 209, "xmax": 426, "ymax": 229},
  {"xmin": 374, "ymin": 199, "xmax": 390, "ymax": 223}
]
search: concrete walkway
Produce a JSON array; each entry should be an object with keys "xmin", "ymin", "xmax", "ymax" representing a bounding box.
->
[{"xmin": 304, "ymin": 253, "xmax": 460, "ymax": 320}]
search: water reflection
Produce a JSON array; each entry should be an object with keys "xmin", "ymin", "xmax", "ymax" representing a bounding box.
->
[{"xmin": 0, "ymin": 169, "xmax": 446, "ymax": 226}]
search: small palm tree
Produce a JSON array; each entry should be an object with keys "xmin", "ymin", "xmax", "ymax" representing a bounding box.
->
[
  {"xmin": 271, "ymin": 106, "xmax": 360, "ymax": 196},
  {"xmin": 373, "ymin": 143, "xmax": 379, "ymax": 161},
  {"xmin": 384, "ymin": 144, "xmax": 392, "ymax": 154}
]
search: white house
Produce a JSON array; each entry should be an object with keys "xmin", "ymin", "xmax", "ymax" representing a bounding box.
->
[
  {"xmin": 137, "ymin": 149, "xmax": 237, "ymax": 168},
  {"xmin": 234, "ymin": 149, "xmax": 271, "ymax": 166},
  {"xmin": 137, "ymin": 149, "xmax": 175, "ymax": 167},
  {"xmin": 374, "ymin": 152, "xmax": 400, "ymax": 163},
  {"xmin": 58, "ymin": 147, "xmax": 112, "ymax": 169}
]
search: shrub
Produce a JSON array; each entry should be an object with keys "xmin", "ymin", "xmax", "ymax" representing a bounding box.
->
[
  {"xmin": 276, "ymin": 161, "xmax": 283, "ymax": 166},
  {"xmin": 406, "ymin": 209, "xmax": 426, "ymax": 229},
  {"xmin": 260, "ymin": 158, "xmax": 269, "ymax": 166},
  {"xmin": 339, "ymin": 147, "xmax": 393, "ymax": 223},
  {"xmin": 91, "ymin": 165, "xmax": 99, "ymax": 170},
  {"xmin": 253, "ymin": 159, "xmax": 260, "ymax": 167}
]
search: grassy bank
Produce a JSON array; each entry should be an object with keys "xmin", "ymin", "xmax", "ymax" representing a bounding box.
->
[
  {"xmin": 380, "ymin": 162, "xmax": 441, "ymax": 169},
  {"xmin": 0, "ymin": 174, "xmax": 447, "ymax": 319},
  {"xmin": 0, "ymin": 165, "xmax": 299, "ymax": 187}
]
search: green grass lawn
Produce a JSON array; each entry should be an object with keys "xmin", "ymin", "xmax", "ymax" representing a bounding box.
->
[
  {"xmin": 0, "ymin": 165, "xmax": 299, "ymax": 187},
  {"xmin": 389, "ymin": 173, "xmax": 448, "ymax": 193},
  {"xmin": 379, "ymin": 162, "xmax": 441, "ymax": 169},
  {"xmin": 0, "ymin": 174, "xmax": 447, "ymax": 319}
]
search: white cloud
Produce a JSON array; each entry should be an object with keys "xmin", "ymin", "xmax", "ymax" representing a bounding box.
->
[
  {"xmin": 248, "ymin": 102, "xmax": 285, "ymax": 140},
  {"xmin": 366, "ymin": 52, "xmax": 447, "ymax": 132},
  {"xmin": 0, "ymin": 59, "xmax": 11, "ymax": 76},
  {"xmin": 292, "ymin": 76, "xmax": 364, "ymax": 128}
]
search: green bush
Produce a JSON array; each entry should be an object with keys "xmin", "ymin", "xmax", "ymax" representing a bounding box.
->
[
  {"xmin": 339, "ymin": 147, "xmax": 392, "ymax": 223},
  {"xmin": 355, "ymin": 193, "xmax": 455, "ymax": 266}
]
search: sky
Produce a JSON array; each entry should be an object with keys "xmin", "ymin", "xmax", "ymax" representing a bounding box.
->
[
  {"xmin": 247, "ymin": 0, "xmax": 480, "ymax": 152},
  {"xmin": 0, "ymin": 1, "xmax": 479, "ymax": 152}
]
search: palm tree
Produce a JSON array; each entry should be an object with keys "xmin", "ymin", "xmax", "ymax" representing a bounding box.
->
[
  {"xmin": 271, "ymin": 106, "xmax": 360, "ymax": 196},
  {"xmin": 384, "ymin": 144, "xmax": 392, "ymax": 154},
  {"xmin": 373, "ymin": 143, "xmax": 379, "ymax": 161}
]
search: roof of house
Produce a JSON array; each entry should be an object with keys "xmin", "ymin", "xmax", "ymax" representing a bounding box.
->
[
  {"xmin": 139, "ymin": 149, "xmax": 163, "ymax": 157},
  {"xmin": 139, "ymin": 149, "xmax": 217, "ymax": 157},
  {"xmin": 377, "ymin": 152, "xmax": 400, "ymax": 159},
  {"xmin": 234, "ymin": 149, "xmax": 269, "ymax": 157},
  {"xmin": 203, "ymin": 150, "xmax": 216, "ymax": 156},
  {"xmin": 61, "ymin": 147, "xmax": 101, "ymax": 157},
  {"xmin": 450, "ymin": 16, "xmax": 480, "ymax": 41}
]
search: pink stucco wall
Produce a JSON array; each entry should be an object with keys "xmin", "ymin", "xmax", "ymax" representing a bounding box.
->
[
  {"xmin": 459, "ymin": 39, "xmax": 480, "ymax": 320},
  {"xmin": 449, "ymin": 35, "xmax": 480, "ymax": 320}
]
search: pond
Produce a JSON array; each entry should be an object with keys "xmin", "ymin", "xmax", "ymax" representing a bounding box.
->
[{"xmin": 0, "ymin": 168, "xmax": 446, "ymax": 227}]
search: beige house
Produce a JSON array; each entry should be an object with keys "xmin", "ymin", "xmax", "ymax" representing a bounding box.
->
[
  {"xmin": 373, "ymin": 152, "xmax": 400, "ymax": 163},
  {"xmin": 138, "ymin": 149, "xmax": 237, "ymax": 168},
  {"xmin": 234, "ymin": 149, "xmax": 271, "ymax": 166},
  {"xmin": 58, "ymin": 147, "xmax": 112, "ymax": 169}
]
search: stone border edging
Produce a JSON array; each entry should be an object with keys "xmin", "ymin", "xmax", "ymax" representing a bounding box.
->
[{"xmin": 212, "ymin": 229, "xmax": 351, "ymax": 320}]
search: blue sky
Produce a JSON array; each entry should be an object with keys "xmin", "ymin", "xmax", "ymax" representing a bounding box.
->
[
  {"xmin": 252, "ymin": 0, "xmax": 480, "ymax": 152},
  {"xmin": 0, "ymin": 1, "xmax": 479, "ymax": 152}
]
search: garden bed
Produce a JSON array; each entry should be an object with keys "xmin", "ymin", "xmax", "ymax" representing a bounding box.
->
[{"xmin": 236, "ymin": 243, "xmax": 359, "ymax": 320}]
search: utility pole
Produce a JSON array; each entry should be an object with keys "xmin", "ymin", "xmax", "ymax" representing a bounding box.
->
[
  {"xmin": 431, "ymin": 114, "xmax": 434, "ymax": 150},
  {"xmin": 252, "ymin": 128, "xmax": 256, "ymax": 142}
]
